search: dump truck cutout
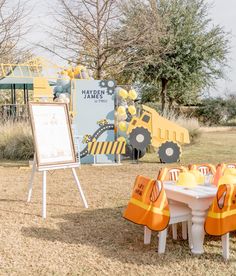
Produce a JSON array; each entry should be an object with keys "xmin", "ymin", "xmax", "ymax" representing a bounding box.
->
[{"xmin": 127, "ymin": 105, "xmax": 190, "ymax": 163}]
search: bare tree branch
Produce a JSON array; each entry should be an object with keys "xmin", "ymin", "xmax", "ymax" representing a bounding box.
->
[
  {"xmin": 42, "ymin": 0, "xmax": 120, "ymax": 79},
  {"xmin": 0, "ymin": 0, "xmax": 31, "ymax": 66}
]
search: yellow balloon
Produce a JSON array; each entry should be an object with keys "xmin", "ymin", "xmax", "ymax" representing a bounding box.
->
[
  {"xmin": 117, "ymin": 106, "xmax": 126, "ymax": 115},
  {"xmin": 128, "ymin": 105, "xmax": 136, "ymax": 116},
  {"xmin": 119, "ymin": 89, "xmax": 128, "ymax": 99},
  {"xmin": 128, "ymin": 89, "xmax": 137, "ymax": 100},
  {"xmin": 218, "ymin": 175, "xmax": 236, "ymax": 186},
  {"xmin": 74, "ymin": 65, "xmax": 82, "ymax": 74},
  {"xmin": 190, "ymin": 170, "xmax": 205, "ymax": 185},
  {"xmin": 224, "ymin": 168, "xmax": 236, "ymax": 176},
  {"xmin": 176, "ymin": 172, "xmax": 198, "ymax": 188},
  {"xmin": 119, "ymin": 121, "xmax": 127, "ymax": 132},
  {"xmin": 60, "ymin": 70, "xmax": 67, "ymax": 75},
  {"xmin": 69, "ymin": 72, "xmax": 75, "ymax": 79},
  {"xmin": 67, "ymin": 69, "xmax": 72, "ymax": 75}
]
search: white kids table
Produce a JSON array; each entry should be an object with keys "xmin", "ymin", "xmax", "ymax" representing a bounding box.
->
[{"xmin": 164, "ymin": 182, "xmax": 217, "ymax": 254}]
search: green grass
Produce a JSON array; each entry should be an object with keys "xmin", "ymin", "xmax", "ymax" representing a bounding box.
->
[
  {"xmin": 141, "ymin": 130, "xmax": 236, "ymax": 165},
  {"xmin": 0, "ymin": 159, "xmax": 29, "ymax": 167},
  {"xmin": 1, "ymin": 130, "xmax": 235, "ymax": 167}
]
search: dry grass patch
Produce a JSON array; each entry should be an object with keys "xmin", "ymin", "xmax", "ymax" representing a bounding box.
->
[
  {"xmin": 0, "ymin": 131, "xmax": 236, "ymax": 275},
  {"xmin": 0, "ymin": 164, "xmax": 235, "ymax": 275},
  {"xmin": 0, "ymin": 121, "xmax": 33, "ymax": 160}
]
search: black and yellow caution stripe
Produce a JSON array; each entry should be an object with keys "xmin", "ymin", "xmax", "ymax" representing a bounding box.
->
[{"xmin": 88, "ymin": 141, "xmax": 126, "ymax": 155}]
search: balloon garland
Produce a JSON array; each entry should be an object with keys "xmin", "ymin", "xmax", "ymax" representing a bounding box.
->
[
  {"xmin": 116, "ymin": 88, "xmax": 138, "ymax": 135},
  {"xmin": 53, "ymin": 65, "xmax": 92, "ymax": 100}
]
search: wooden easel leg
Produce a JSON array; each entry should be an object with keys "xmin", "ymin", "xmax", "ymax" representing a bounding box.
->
[
  {"xmin": 71, "ymin": 168, "xmax": 88, "ymax": 208},
  {"xmin": 27, "ymin": 155, "xmax": 36, "ymax": 202},
  {"xmin": 42, "ymin": 171, "xmax": 47, "ymax": 219}
]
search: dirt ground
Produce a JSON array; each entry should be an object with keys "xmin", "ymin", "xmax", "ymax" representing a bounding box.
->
[{"xmin": 0, "ymin": 162, "xmax": 235, "ymax": 276}]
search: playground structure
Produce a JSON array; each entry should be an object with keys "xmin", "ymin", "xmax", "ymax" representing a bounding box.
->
[
  {"xmin": 0, "ymin": 57, "xmax": 91, "ymax": 105},
  {"xmin": 0, "ymin": 57, "xmax": 61, "ymax": 119}
]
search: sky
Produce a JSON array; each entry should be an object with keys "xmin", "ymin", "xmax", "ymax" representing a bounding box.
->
[{"xmin": 22, "ymin": 0, "xmax": 236, "ymax": 97}]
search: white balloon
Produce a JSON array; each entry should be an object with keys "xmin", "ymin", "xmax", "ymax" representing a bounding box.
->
[
  {"xmin": 59, "ymin": 94, "xmax": 66, "ymax": 99},
  {"xmin": 118, "ymin": 113, "xmax": 127, "ymax": 121}
]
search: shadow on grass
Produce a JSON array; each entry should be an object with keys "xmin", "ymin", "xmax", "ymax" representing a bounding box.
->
[
  {"xmin": 21, "ymin": 206, "xmax": 226, "ymax": 265},
  {"xmin": 0, "ymin": 198, "xmax": 80, "ymax": 208}
]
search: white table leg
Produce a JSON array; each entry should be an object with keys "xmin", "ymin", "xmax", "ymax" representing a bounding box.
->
[
  {"xmin": 72, "ymin": 168, "xmax": 88, "ymax": 208},
  {"xmin": 42, "ymin": 171, "xmax": 47, "ymax": 219},
  {"xmin": 27, "ymin": 156, "xmax": 36, "ymax": 202},
  {"xmin": 191, "ymin": 209, "xmax": 207, "ymax": 254}
]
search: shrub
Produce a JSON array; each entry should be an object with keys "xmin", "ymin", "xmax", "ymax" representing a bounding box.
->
[
  {"xmin": 225, "ymin": 94, "xmax": 236, "ymax": 122},
  {"xmin": 146, "ymin": 107, "xmax": 201, "ymax": 146},
  {"xmin": 0, "ymin": 121, "xmax": 34, "ymax": 160},
  {"xmin": 195, "ymin": 97, "xmax": 228, "ymax": 126},
  {"xmin": 170, "ymin": 115, "xmax": 201, "ymax": 144}
]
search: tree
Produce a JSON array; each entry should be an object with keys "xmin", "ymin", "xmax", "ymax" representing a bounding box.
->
[
  {"xmin": 0, "ymin": 0, "xmax": 27, "ymax": 64},
  {"xmin": 45, "ymin": 0, "xmax": 121, "ymax": 79},
  {"xmin": 113, "ymin": 0, "xmax": 229, "ymax": 112},
  {"xmin": 110, "ymin": 0, "xmax": 168, "ymax": 84}
]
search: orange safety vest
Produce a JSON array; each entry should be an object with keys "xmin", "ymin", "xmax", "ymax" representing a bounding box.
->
[
  {"xmin": 213, "ymin": 163, "xmax": 236, "ymax": 186},
  {"xmin": 205, "ymin": 184, "xmax": 236, "ymax": 236},
  {"xmin": 213, "ymin": 163, "xmax": 225, "ymax": 186},
  {"xmin": 123, "ymin": 175, "xmax": 170, "ymax": 231}
]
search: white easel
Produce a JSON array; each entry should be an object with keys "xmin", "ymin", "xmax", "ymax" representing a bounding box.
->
[{"xmin": 27, "ymin": 154, "xmax": 88, "ymax": 219}]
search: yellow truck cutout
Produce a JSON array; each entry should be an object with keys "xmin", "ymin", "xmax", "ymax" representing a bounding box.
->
[{"xmin": 127, "ymin": 105, "xmax": 190, "ymax": 163}]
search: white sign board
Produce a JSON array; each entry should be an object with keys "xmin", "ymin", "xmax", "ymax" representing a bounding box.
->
[{"xmin": 29, "ymin": 102, "xmax": 76, "ymax": 167}]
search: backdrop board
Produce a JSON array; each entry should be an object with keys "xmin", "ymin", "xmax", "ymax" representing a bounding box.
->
[
  {"xmin": 29, "ymin": 102, "xmax": 76, "ymax": 167},
  {"xmin": 28, "ymin": 102, "xmax": 88, "ymax": 219},
  {"xmin": 73, "ymin": 80, "xmax": 116, "ymax": 164}
]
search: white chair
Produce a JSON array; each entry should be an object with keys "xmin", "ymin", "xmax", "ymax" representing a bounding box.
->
[
  {"xmin": 198, "ymin": 166, "xmax": 210, "ymax": 175},
  {"xmin": 227, "ymin": 164, "xmax": 236, "ymax": 168},
  {"xmin": 144, "ymin": 204, "xmax": 192, "ymax": 254},
  {"xmin": 169, "ymin": 168, "xmax": 181, "ymax": 181},
  {"xmin": 163, "ymin": 168, "xmax": 188, "ymax": 239}
]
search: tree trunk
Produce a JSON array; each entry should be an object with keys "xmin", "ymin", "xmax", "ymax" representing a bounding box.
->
[
  {"xmin": 161, "ymin": 78, "xmax": 168, "ymax": 113},
  {"xmin": 97, "ymin": 63, "xmax": 102, "ymax": 79},
  {"xmin": 168, "ymin": 97, "xmax": 174, "ymax": 111},
  {"xmin": 96, "ymin": 1, "xmax": 102, "ymax": 79}
]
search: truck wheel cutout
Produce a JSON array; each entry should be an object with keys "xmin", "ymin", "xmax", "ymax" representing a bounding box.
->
[
  {"xmin": 129, "ymin": 127, "xmax": 151, "ymax": 150},
  {"xmin": 158, "ymin": 141, "xmax": 181, "ymax": 163}
]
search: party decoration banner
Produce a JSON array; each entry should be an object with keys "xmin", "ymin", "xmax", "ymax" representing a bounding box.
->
[{"xmin": 73, "ymin": 80, "xmax": 116, "ymax": 163}]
